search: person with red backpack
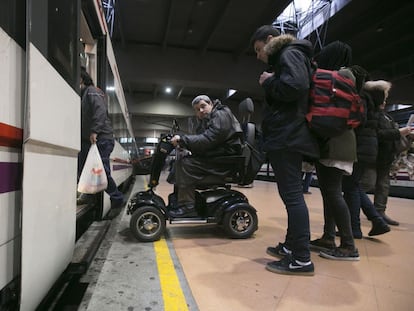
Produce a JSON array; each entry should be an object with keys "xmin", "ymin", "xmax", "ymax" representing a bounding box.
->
[{"xmin": 308, "ymin": 41, "xmax": 360, "ymax": 261}]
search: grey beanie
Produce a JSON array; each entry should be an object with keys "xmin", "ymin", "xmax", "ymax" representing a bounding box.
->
[{"xmin": 191, "ymin": 95, "xmax": 211, "ymax": 106}]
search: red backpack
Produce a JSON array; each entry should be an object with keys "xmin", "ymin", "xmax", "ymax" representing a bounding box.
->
[{"xmin": 306, "ymin": 66, "xmax": 365, "ymax": 138}]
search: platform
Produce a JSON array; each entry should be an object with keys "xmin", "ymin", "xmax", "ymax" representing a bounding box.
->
[{"xmin": 78, "ymin": 172, "xmax": 414, "ymax": 311}]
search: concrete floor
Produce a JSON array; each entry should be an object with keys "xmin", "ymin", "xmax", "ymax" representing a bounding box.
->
[{"xmin": 79, "ymin": 173, "xmax": 414, "ymax": 311}]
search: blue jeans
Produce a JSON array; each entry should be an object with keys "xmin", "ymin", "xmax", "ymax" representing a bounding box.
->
[
  {"xmin": 343, "ymin": 163, "xmax": 381, "ymax": 232},
  {"xmin": 78, "ymin": 139, "xmax": 123, "ymax": 203},
  {"xmin": 267, "ymin": 150, "xmax": 311, "ymax": 262},
  {"xmin": 316, "ymin": 162, "xmax": 355, "ymax": 249}
]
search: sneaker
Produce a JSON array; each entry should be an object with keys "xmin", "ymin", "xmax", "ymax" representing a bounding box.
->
[
  {"xmin": 309, "ymin": 238, "xmax": 336, "ymax": 252},
  {"xmin": 266, "ymin": 255, "xmax": 314, "ymax": 276},
  {"xmin": 319, "ymin": 247, "xmax": 360, "ymax": 261},
  {"xmin": 266, "ymin": 243, "xmax": 292, "ymax": 259}
]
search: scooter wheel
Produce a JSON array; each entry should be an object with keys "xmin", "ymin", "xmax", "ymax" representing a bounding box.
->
[
  {"xmin": 130, "ymin": 206, "xmax": 166, "ymax": 242},
  {"xmin": 222, "ymin": 206, "xmax": 258, "ymax": 239}
]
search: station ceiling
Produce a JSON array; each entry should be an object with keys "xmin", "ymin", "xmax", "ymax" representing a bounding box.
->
[{"xmin": 109, "ymin": 0, "xmax": 414, "ymax": 136}]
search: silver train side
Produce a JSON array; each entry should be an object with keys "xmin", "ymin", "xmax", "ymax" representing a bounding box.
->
[{"xmin": 0, "ymin": 1, "xmax": 135, "ymax": 310}]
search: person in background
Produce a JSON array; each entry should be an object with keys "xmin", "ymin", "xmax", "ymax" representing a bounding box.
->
[
  {"xmin": 342, "ymin": 67, "xmax": 390, "ymax": 238},
  {"xmin": 308, "ymin": 41, "xmax": 360, "ymax": 261},
  {"xmin": 251, "ymin": 25, "xmax": 319, "ymax": 275},
  {"xmin": 168, "ymin": 95, "xmax": 243, "ymax": 217},
  {"xmin": 361, "ymin": 80, "xmax": 413, "ymax": 226},
  {"xmin": 78, "ymin": 67, "xmax": 124, "ymax": 209}
]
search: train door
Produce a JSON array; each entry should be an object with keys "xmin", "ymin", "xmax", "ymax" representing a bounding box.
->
[{"xmin": 20, "ymin": 1, "xmax": 80, "ymax": 310}]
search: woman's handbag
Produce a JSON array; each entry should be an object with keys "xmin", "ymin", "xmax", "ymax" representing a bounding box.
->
[{"xmin": 78, "ymin": 144, "xmax": 108, "ymax": 194}]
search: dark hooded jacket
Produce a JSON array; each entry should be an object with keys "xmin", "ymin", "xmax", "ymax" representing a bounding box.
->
[
  {"xmin": 363, "ymin": 80, "xmax": 401, "ymax": 165},
  {"xmin": 179, "ymin": 100, "xmax": 243, "ymax": 157},
  {"xmin": 261, "ymin": 34, "xmax": 319, "ymax": 159},
  {"xmin": 354, "ymin": 90, "xmax": 378, "ymax": 164}
]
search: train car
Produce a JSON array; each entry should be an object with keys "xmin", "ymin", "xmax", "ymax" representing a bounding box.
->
[{"xmin": 0, "ymin": 1, "xmax": 135, "ymax": 310}]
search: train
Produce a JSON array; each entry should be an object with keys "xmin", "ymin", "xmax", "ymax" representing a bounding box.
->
[{"xmin": 1, "ymin": 1, "xmax": 135, "ymax": 310}]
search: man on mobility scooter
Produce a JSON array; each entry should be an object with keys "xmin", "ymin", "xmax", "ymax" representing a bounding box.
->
[
  {"xmin": 169, "ymin": 95, "xmax": 244, "ymax": 217},
  {"xmin": 127, "ymin": 95, "xmax": 261, "ymax": 241}
]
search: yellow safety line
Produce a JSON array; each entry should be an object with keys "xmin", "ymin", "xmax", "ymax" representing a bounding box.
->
[{"xmin": 154, "ymin": 238, "xmax": 189, "ymax": 311}]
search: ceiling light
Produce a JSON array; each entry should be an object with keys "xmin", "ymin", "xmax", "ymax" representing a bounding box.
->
[{"xmin": 165, "ymin": 87, "xmax": 172, "ymax": 93}]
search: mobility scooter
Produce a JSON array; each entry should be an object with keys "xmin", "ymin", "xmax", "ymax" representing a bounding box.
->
[{"xmin": 127, "ymin": 100, "xmax": 261, "ymax": 242}]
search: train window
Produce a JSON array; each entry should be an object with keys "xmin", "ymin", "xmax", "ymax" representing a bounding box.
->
[
  {"xmin": 0, "ymin": 0, "xmax": 26, "ymax": 49},
  {"xmin": 29, "ymin": 0, "xmax": 79, "ymax": 91}
]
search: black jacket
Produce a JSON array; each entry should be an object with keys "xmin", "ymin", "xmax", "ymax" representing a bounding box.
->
[
  {"xmin": 354, "ymin": 91, "xmax": 378, "ymax": 164},
  {"xmin": 261, "ymin": 34, "xmax": 319, "ymax": 159},
  {"xmin": 81, "ymin": 85, "xmax": 114, "ymax": 142},
  {"xmin": 377, "ymin": 111, "xmax": 401, "ymax": 165},
  {"xmin": 180, "ymin": 100, "xmax": 243, "ymax": 157}
]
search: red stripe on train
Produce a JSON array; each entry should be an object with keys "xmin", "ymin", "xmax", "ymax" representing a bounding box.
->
[{"xmin": 0, "ymin": 122, "xmax": 23, "ymax": 148}]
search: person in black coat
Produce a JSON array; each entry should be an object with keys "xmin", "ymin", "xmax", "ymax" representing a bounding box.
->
[
  {"xmin": 251, "ymin": 25, "xmax": 319, "ymax": 276},
  {"xmin": 168, "ymin": 95, "xmax": 243, "ymax": 217},
  {"xmin": 361, "ymin": 80, "xmax": 413, "ymax": 225},
  {"xmin": 78, "ymin": 67, "xmax": 124, "ymax": 208},
  {"xmin": 341, "ymin": 67, "xmax": 390, "ymax": 238}
]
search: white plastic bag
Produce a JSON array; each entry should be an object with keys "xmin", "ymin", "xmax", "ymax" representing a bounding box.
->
[{"xmin": 77, "ymin": 144, "xmax": 108, "ymax": 194}]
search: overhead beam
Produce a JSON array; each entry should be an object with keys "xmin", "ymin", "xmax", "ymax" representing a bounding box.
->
[
  {"xmin": 200, "ymin": 0, "xmax": 232, "ymax": 55},
  {"xmin": 162, "ymin": 0, "xmax": 174, "ymax": 50}
]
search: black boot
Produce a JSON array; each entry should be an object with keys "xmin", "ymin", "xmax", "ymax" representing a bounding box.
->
[
  {"xmin": 378, "ymin": 211, "xmax": 399, "ymax": 226},
  {"xmin": 368, "ymin": 217, "xmax": 391, "ymax": 236},
  {"xmin": 168, "ymin": 204, "xmax": 197, "ymax": 218}
]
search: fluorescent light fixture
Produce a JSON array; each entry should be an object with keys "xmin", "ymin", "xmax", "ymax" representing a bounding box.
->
[
  {"xmin": 165, "ymin": 87, "xmax": 172, "ymax": 93},
  {"xmin": 106, "ymin": 86, "xmax": 115, "ymax": 92}
]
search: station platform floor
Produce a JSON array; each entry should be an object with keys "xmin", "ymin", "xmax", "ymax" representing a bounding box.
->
[{"xmin": 78, "ymin": 172, "xmax": 414, "ymax": 311}]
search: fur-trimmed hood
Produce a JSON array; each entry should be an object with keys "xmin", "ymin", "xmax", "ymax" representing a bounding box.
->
[
  {"xmin": 264, "ymin": 34, "xmax": 313, "ymax": 60},
  {"xmin": 363, "ymin": 80, "xmax": 392, "ymax": 94},
  {"xmin": 363, "ymin": 80, "xmax": 392, "ymax": 106}
]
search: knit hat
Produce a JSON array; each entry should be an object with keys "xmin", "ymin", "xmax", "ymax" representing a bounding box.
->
[
  {"xmin": 363, "ymin": 80, "xmax": 392, "ymax": 106},
  {"xmin": 191, "ymin": 95, "xmax": 212, "ymax": 106}
]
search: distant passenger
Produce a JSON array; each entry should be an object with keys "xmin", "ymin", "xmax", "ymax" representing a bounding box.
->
[
  {"xmin": 308, "ymin": 41, "xmax": 360, "ymax": 261},
  {"xmin": 342, "ymin": 66, "xmax": 390, "ymax": 238},
  {"xmin": 251, "ymin": 25, "xmax": 319, "ymax": 276},
  {"xmin": 78, "ymin": 67, "xmax": 124, "ymax": 208},
  {"xmin": 360, "ymin": 80, "xmax": 413, "ymax": 225},
  {"xmin": 168, "ymin": 95, "xmax": 243, "ymax": 217}
]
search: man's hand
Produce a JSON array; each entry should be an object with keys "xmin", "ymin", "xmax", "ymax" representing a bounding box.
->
[
  {"xmin": 90, "ymin": 133, "xmax": 97, "ymax": 144},
  {"xmin": 259, "ymin": 71, "xmax": 274, "ymax": 85},
  {"xmin": 170, "ymin": 135, "xmax": 181, "ymax": 147}
]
